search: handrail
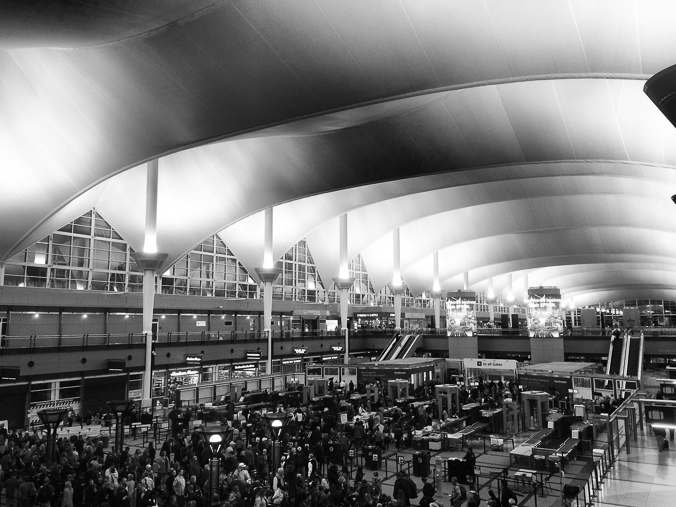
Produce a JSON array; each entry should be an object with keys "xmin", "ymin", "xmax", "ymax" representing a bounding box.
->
[{"xmin": 3, "ymin": 325, "xmax": 676, "ymax": 350}]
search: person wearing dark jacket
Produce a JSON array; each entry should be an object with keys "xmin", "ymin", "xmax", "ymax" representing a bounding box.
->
[{"xmin": 500, "ymin": 480, "xmax": 518, "ymax": 507}]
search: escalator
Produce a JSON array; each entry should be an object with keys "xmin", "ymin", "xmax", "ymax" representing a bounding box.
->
[
  {"xmin": 395, "ymin": 332, "xmax": 423, "ymax": 360},
  {"xmin": 625, "ymin": 333, "xmax": 644, "ymax": 378},
  {"xmin": 387, "ymin": 333, "xmax": 413, "ymax": 360},
  {"xmin": 377, "ymin": 330, "xmax": 424, "ymax": 361},
  {"xmin": 606, "ymin": 336, "xmax": 625, "ymax": 375},
  {"xmin": 377, "ymin": 332, "xmax": 403, "ymax": 362}
]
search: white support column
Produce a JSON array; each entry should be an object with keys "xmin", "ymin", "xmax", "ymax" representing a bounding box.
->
[
  {"xmin": 523, "ymin": 272, "xmax": 530, "ymax": 305},
  {"xmin": 133, "ymin": 159, "xmax": 168, "ymax": 410},
  {"xmin": 390, "ymin": 228, "xmax": 403, "ymax": 330},
  {"xmin": 143, "ymin": 159, "xmax": 159, "ymax": 255},
  {"xmin": 264, "ymin": 279, "xmax": 273, "ymax": 372},
  {"xmin": 255, "ymin": 208, "xmax": 281, "ymax": 375},
  {"xmin": 0, "ymin": 261, "xmax": 5, "ymax": 286},
  {"xmin": 333, "ymin": 214, "xmax": 354, "ymax": 364},
  {"xmin": 507, "ymin": 273, "xmax": 515, "ymax": 315},
  {"xmin": 432, "ymin": 252, "xmax": 442, "ymax": 331},
  {"xmin": 487, "ymin": 277, "xmax": 495, "ymax": 324},
  {"xmin": 463, "ymin": 272, "xmax": 469, "ymax": 291}
]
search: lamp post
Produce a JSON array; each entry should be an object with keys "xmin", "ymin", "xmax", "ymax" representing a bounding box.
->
[
  {"xmin": 37, "ymin": 407, "xmax": 69, "ymax": 466},
  {"xmin": 548, "ymin": 454, "xmax": 564, "ymax": 506},
  {"xmin": 264, "ymin": 412, "xmax": 291, "ymax": 473},
  {"xmin": 107, "ymin": 400, "xmax": 134, "ymax": 453},
  {"xmin": 196, "ymin": 426, "xmax": 226, "ymax": 503}
]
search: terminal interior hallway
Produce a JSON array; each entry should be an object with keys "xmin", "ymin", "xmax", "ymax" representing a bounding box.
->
[
  {"xmin": 372, "ymin": 425, "xmax": 673, "ymax": 507},
  {"xmin": 62, "ymin": 418, "xmax": 668, "ymax": 507}
]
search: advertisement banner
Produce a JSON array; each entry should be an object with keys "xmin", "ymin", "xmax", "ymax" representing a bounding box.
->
[
  {"xmin": 527, "ymin": 287, "xmax": 563, "ymax": 337},
  {"xmin": 446, "ymin": 291, "xmax": 476, "ymax": 337},
  {"xmin": 519, "ymin": 373, "xmax": 572, "ymax": 399}
]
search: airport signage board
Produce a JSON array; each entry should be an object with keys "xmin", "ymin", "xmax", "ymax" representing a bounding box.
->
[{"xmin": 463, "ymin": 358, "xmax": 517, "ymax": 370}]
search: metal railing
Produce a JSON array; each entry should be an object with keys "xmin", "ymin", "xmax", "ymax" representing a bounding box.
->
[{"xmin": 4, "ymin": 324, "xmax": 676, "ymax": 351}]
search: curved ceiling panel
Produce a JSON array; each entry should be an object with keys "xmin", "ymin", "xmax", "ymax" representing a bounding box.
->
[
  {"xmin": 3, "ymin": 1, "xmax": 676, "ymax": 304},
  {"xmin": 0, "ymin": 1, "xmax": 228, "ymax": 49}
]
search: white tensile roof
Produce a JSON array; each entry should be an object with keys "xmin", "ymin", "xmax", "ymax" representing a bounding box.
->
[{"xmin": 3, "ymin": 1, "xmax": 676, "ymax": 306}]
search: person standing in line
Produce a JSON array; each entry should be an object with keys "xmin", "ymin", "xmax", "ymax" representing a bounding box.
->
[{"xmin": 654, "ymin": 425, "xmax": 667, "ymax": 451}]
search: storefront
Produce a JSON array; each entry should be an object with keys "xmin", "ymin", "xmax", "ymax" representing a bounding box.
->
[
  {"xmin": 358, "ymin": 357, "xmax": 444, "ymax": 389},
  {"xmin": 353, "ymin": 311, "xmax": 395, "ymax": 330},
  {"xmin": 403, "ymin": 311, "xmax": 427, "ymax": 329}
]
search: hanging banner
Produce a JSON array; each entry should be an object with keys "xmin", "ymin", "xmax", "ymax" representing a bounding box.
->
[
  {"xmin": 446, "ymin": 291, "xmax": 476, "ymax": 337},
  {"xmin": 527, "ymin": 287, "xmax": 563, "ymax": 337}
]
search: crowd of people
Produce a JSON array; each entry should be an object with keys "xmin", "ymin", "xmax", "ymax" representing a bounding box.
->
[
  {"xmin": 0, "ymin": 380, "xmax": 446, "ymax": 507},
  {"xmin": 1, "ymin": 375, "xmax": 549, "ymax": 507}
]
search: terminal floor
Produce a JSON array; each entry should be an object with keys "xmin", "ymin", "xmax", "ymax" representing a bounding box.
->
[{"xmin": 78, "ymin": 426, "xmax": 673, "ymax": 507}]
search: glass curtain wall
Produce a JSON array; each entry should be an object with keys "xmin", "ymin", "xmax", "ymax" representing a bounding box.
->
[
  {"xmin": 4, "ymin": 210, "xmax": 141, "ymax": 291},
  {"xmin": 0, "ymin": 208, "xmax": 553, "ymax": 313}
]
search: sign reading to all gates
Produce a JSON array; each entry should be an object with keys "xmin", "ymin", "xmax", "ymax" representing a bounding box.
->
[
  {"xmin": 463, "ymin": 358, "xmax": 517, "ymax": 370},
  {"xmin": 331, "ymin": 346, "xmax": 344, "ymax": 352},
  {"xmin": 293, "ymin": 348, "xmax": 307, "ymax": 354}
]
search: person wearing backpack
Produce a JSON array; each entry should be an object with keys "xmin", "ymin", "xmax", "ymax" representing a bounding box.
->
[
  {"xmin": 450, "ymin": 476, "xmax": 466, "ymax": 507},
  {"xmin": 466, "ymin": 488, "xmax": 480, "ymax": 507}
]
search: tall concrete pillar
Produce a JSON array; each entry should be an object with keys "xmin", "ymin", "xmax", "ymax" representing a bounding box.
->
[
  {"xmin": 332, "ymin": 214, "xmax": 354, "ymax": 364},
  {"xmin": 255, "ymin": 208, "xmax": 281, "ymax": 375},
  {"xmin": 507, "ymin": 273, "xmax": 515, "ymax": 315},
  {"xmin": 463, "ymin": 272, "xmax": 469, "ymax": 291},
  {"xmin": 390, "ymin": 228, "xmax": 404, "ymax": 330},
  {"xmin": 431, "ymin": 252, "xmax": 442, "ymax": 330},
  {"xmin": 487, "ymin": 277, "xmax": 495, "ymax": 324},
  {"xmin": 131, "ymin": 159, "xmax": 168, "ymax": 410},
  {"xmin": 0, "ymin": 261, "xmax": 5, "ymax": 286}
]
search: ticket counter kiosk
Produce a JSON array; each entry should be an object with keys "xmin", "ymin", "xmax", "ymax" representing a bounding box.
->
[{"xmin": 522, "ymin": 391, "xmax": 549, "ymax": 430}]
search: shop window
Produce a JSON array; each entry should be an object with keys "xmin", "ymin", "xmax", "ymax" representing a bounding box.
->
[
  {"xmin": 30, "ymin": 382, "xmax": 52, "ymax": 403},
  {"xmin": 59, "ymin": 379, "xmax": 80, "ymax": 400}
]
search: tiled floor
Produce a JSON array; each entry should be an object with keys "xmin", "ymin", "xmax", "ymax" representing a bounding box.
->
[{"xmin": 594, "ymin": 429, "xmax": 676, "ymax": 507}]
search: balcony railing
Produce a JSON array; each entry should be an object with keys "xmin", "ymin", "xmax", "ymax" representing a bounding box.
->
[{"xmin": 2, "ymin": 325, "xmax": 675, "ymax": 350}]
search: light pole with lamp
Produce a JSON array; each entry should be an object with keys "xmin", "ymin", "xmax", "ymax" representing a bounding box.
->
[
  {"xmin": 264, "ymin": 412, "xmax": 291, "ymax": 474},
  {"xmin": 107, "ymin": 400, "xmax": 134, "ymax": 453},
  {"xmin": 548, "ymin": 454, "xmax": 565, "ymax": 506},
  {"xmin": 196, "ymin": 426, "xmax": 226, "ymax": 503},
  {"xmin": 37, "ymin": 407, "xmax": 70, "ymax": 467}
]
